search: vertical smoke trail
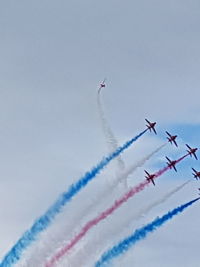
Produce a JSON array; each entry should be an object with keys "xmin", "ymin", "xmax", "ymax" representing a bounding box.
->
[
  {"xmin": 97, "ymin": 91, "xmax": 125, "ymax": 172},
  {"xmin": 1, "ymin": 129, "xmax": 147, "ymax": 267},
  {"xmin": 44, "ymin": 153, "xmax": 189, "ymax": 267},
  {"xmin": 95, "ymin": 197, "xmax": 200, "ymax": 267}
]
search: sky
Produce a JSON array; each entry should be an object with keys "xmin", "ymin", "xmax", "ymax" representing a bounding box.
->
[{"xmin": 0, "ymin": 1, "xmax": 200, "ymax": 266}]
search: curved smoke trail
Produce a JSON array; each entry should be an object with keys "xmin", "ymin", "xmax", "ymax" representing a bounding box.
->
[
  {"xmin": 44, "ymin": 153, "xmax": 189, "ymax": 267},
  {"xmin": 97, "ymin": 90, "xmax": 125, "ymax": 172},
  {"xmin": 95, "ymin": 197, "xmax": 200, "ymax": 267},
  {"xmin": 1, "ymin": 130, "xmax": 147, "ymax": 267}
]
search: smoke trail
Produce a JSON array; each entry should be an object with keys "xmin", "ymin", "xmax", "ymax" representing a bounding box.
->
[
  {"xmin": 71, "ymin": 180, "xmax": 191, "ymax": 267},
  {"xmin": 97, "ymin": 90, "xmax": 125, "ymax": 171},
  {"xmin": 79, "ymin": 143, "xmax": 167, "ymax": 222},
  {"xmin": 45, "ymin": 153, "xmax": 189, "ymax": 267},
  {"xmin": 1, "ymin": 130, "xmax": 147, "ymax": 267},
  {"xmin": 95, "ymin": 197, "xmax": 200, "ymax": 267},
  {"xmin": 135, "ymin": 180, "xmax": 191, "ymax": 219},
  {"xmin": 27, "ymin": 144, "xmax": 165, "ymax": 266},
  {"xmin": 75, "ymin": 143, "xmax": 167, "ymax": 230},
  {"xmin": 45, "ymin": 181, "xmax": 149, "ymax": 267},
  {"xmin": 115, "ymin": 143, "xmax": 166, "ymax": 185}
]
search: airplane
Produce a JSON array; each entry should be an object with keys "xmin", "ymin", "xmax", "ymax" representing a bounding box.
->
[
  {"xmin": 145, "ymin": 119, "xmax": 157, "ymax": 134},
  {"xmin": 166, "ymin": 157, "xmax": 177, "ymax": 172},
  {"xmin": 192, "ymin": 168, "xmax": 200, "ymax": 180},
  {"xmin": 166, "ymin": 131, "xmax": 178, "ymax": 147},
  {"xmin": 144, "ymin": 170, "xmax": 156, "ymax": 186},
  {"xmin": 186, "ymin": 144, "xmax": 198, "ymax": 160},
  {"xmin": 98, "ymin": 78, "xmax": 106, "ymax": 94}
]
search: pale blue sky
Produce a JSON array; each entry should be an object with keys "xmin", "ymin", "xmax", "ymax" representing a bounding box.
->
[{"xmin": 0, "ymin": 1, "xmax": 200, "ymax": 266}]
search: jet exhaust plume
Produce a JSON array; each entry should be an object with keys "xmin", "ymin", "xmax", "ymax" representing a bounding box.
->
[
  {"xmin": 95, "ymin": 197, "xmax": 200, "ymax": 267},
  {"xmin": 44, "ymin": 153, "xmax": 188, "ymax": 267},
  {"xmin": 1, "ymin": 130, "xmax": 147, "ymax": 267},
  {"xmin": 134, "ymin": 180, "xmax": 191, "ymax": 220},
  {"xmin": 32, "ymin": 144, "xmax": 166, "ymax": 266},
  {"xmin": 45, "ymin": 180, "xmax": 150, "ymax": 267},
  {"xmin": 64, "ymin": 180, "xmax": 192, "ymax": 267}
]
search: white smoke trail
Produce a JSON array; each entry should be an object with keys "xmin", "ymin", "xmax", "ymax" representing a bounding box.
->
[
  {"xmin": 97, "ymin": 91, "xmax": 125, "ymax": 172},
  {"xmin": 23, "ymin": 144, "xmax": 165, "ymax": 266},
  {"xmin": 113, "ymin": 143, "xmax": 166, "ymax": 186},
  {"xmin": 62, "ymin": 143, "xmax": 167, "ymax": 242},
  {"xmin": 68, "ymin": 180, "xmax": 191, "ymax": 267},
  {"xmin": 26, "ymin": 144, "xmax": 165, "ymax": 266},
  {"xmin": 134, "ymin": 180, "xmax": 191, "ymax": 219}
]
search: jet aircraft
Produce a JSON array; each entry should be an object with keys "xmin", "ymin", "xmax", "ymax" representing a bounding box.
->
[
  {"xmin": 186, "ymin": 144, "xmax": 198, "ymax": 160},
  {"xmin": 144, "ymin": 170, "xmax": 156, "ymax": 186},
  {"xmin": 166, "ymin": 131, "xmax": 178, "ymax": 147},
  {"xmin": 145, "ymin": 119, "xmax": 157, "ymax": 134},
  {"xmin": 192, "ymin": 168, "xmax": 200, "ymax": 180},
  {"xmin": 166, "ymin": 157, "xmax": 177, "ymax": 172},
  {"xmin": 98, "ymin": 78, "xmax": 106, "ymax": 94}
]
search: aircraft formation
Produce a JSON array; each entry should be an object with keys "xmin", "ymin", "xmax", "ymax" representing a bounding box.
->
[
  {"xmin": 1, "ymin": 79, "xmax": 199, "ymax": 267},
  {"xmin": 99, "ymin": 80, "xmax": 199, "ymax": 189}
]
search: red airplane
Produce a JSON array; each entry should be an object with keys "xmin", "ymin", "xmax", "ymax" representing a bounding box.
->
[
  {"xmin": 186, "ymin": 144, "xmax": 198, "ymax": 160},
  {"xmin": 192, "ymin": 168, "xmax": 200, "ymax": 180},
  {"xmin": 166, "ymin": 157, "xmax": 177, "ymax": 172},
  {"xmin": 145, "ymin": 119, "xmax": 157, "ymax": 134},
  {"xmin": 166, "ymin": 131, "xmax": 178, "ymax": 147},
  {"xmin": 98, "ymin": 78, "xmax": 106, "ymax": 94},
  {"xmin": 144, "ymin": 170, "xmax": 156, "ymax": 186}
]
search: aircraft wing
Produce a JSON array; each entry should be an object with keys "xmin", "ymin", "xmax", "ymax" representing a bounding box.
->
[
  {"xmin": 150, "ymin": 178, "xmax": 155, "ymax": 186},
  {"xmin": 173, "ymin": 140, "xmax": 178, "ymax": 147},
  {"xmin": 152, "ymin": 127, "xmax": 157, "ymax": 135},
  {"xmin": 192, "ymin": 168, "xmax": 198, "ymax": 174},
  {"xmin": 194, "ymin": 153, "xmax": 198, "ymax": 160},
  {"xmin": 173, "ymin": 165, "xmax": 177, "ymax": 172},
  {"xmin": 186, "ymin": 144, "xmax": 191, "ymax": 150},
  {"xmin": 166, "ymin": 131, "xmax": 171, "ymax": 137}
]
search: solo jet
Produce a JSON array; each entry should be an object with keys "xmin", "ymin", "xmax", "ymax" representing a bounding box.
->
[
  {"xmin": 144, "ymin": 170, "xmax": 156, "ymax": 186},
  {"xmin": 98, "ymin": 78, "xmax": 106, "ymax": 94},
  {"xmin": 166, "ymin": 131, "xmax": 178, "ymax": 147},
  {"xmin": 145, "ymin": 119, "xmax": 157, "ymax": 134},
  {"xmin": 166, "ymin": 157, "xmax": 177, "ymax": 172},
  {"xmin": 186, "ymin": 144, "xmax": 198, "ymax": 160},
  {"xmin": 192, "ymin": 168, "xmax": 200, "ymax": 180}
]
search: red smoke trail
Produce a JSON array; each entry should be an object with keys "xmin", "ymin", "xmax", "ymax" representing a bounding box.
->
[{"xmin": 45, "ymin": 153, "xmax": 189, "ymax": 267}]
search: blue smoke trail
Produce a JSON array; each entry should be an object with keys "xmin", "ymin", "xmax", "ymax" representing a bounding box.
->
[
  {"xmin": 95, "ymin": 197, "xmax": 200, "ymax": 267},
  {"xmin": 0, "ymin": 129, "xmax": 147, "ymax": 267}
]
